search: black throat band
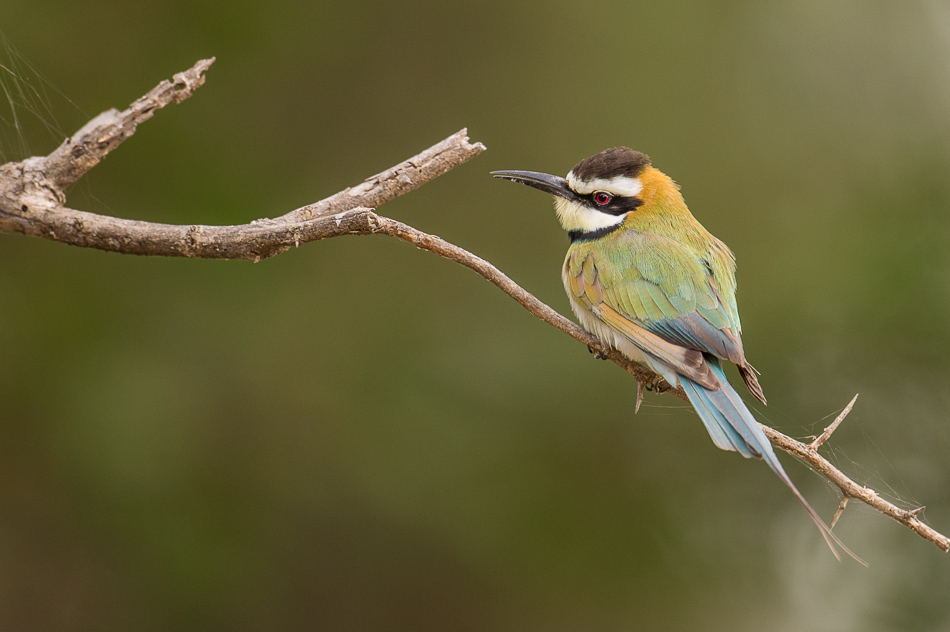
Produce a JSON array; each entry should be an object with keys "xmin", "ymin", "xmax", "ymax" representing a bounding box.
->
[{"xmin": 568, "ymin": 224, "xmax": 625, "ymax": 243}]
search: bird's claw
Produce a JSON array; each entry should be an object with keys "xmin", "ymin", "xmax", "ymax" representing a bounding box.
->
[{"xmin": 587, "ymin": 345, "xmax": 608, "ymax": 360}]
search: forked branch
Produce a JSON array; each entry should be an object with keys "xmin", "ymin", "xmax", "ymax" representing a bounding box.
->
[{"xmin": 0, "ymin": 59, "xmax": 946, "ymax": 553}]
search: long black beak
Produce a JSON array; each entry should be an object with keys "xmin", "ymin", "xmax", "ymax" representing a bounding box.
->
[{"xmin": 491, "ymin": 170, "xmax": 582, "ymax": 203}]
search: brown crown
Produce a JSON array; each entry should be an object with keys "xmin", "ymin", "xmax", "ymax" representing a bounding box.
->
[{"xmin": 570, "ymin": 147, "xmax": 651, "ymax": 181}]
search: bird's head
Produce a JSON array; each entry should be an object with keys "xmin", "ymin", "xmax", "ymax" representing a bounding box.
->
[{"xmin": 493, "ymin": 147, "xmax": 683, "ymax": 241}]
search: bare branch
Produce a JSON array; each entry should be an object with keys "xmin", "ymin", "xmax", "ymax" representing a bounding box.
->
[
  {"xmin": 0, "ymin": 58, "xmax": 946, "ymax": 554},
  {"xmin": 0, "ymin": 59, "xmax": 485, "ymax": 260},
  {"xmin": 762, "ymin": 424, "xmax": 949, "ymax": 552}
]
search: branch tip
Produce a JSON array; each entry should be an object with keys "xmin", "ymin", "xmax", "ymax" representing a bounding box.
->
[{"xmin": 810, "ymin": 393, "xmax": 859, "ymax": 449}]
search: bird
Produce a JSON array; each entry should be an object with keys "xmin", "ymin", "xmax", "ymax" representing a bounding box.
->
[{"xmin": 492, "ymin": 147, "xmax": 855, "ymax": 559}]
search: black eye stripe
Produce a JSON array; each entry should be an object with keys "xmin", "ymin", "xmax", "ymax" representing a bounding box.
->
[{"xmin": 586, "ymin": 194, "xmax": 642, "ymax": 216}]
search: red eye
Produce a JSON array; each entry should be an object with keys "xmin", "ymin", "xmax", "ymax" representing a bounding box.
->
[{"xmin": 593, "ymin": 191, "xmax": 612, "ymax": 206}]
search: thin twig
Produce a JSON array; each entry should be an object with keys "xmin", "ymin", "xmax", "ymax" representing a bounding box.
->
[
  {"xmin": 811, "ymin": 393, "xmax": 859, "ymax": 449},
  {"xmin": 831, "ymin": 497, "xmax": 849, "ymax": 529},
  {"xmin": 0, "ymin": 58, "xmax": 946, "ymax": 554}
]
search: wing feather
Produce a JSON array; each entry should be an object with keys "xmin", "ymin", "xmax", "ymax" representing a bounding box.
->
[
  {"xmin": 635, "ymin": 280, "xmax": 665, "ymax": 321},
  {"xmin": 598, "ymin": 303, "xmax": 717, "ymax": 389},
  {"xmin": 644, "ymin": 281, "xmax": 681, "ymax": 321}
]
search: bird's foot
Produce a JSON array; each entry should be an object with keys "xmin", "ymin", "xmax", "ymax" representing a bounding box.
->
[{"xmin": 587, "ymin": 345, "xmax": 608, "ymax": 360}]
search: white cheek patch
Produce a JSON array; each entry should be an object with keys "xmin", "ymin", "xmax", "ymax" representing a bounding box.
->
[
  {"xmin": 566, "ymin": 172, "xmax": 643, "ymax": 197},
  {"xmin": 554, "ymin": 198, "xmax": 628, "ymax": 233}
]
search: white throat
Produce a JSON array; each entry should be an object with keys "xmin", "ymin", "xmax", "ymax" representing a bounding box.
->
[{"xmin": 554, "ymin": 198, "xmax": 627, "ymax": 233}]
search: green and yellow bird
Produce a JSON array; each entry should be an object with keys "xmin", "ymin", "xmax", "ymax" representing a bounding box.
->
[{"xmin": 493, "ymin": 148, "xmax": 849, "ymax": 557}]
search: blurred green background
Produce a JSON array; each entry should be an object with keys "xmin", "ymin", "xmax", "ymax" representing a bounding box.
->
[{"xmin": 2, "ymin": 1, "xmax": 949, "ymax": 630}]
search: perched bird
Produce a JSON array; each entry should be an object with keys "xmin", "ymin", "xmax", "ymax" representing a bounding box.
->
[{"xmin": 492, "ymin": 148, "xmax": 851, "ymax": 558}]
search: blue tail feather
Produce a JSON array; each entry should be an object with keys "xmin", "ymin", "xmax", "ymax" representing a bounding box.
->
[
  {"xmin": 680, "ymin": 378, "xmax": 758, "ymax": 457},
  {"xmin": 678, "ymin": 358, "xmax": 863, "ymax": 563},
  {"xmin": 681, "ymin": 359, "xmax": 771, "ymax": 461}
]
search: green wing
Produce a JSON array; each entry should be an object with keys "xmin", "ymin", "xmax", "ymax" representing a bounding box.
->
[{"xmin": 567, "ymin": 231, "xmax": 765, "ymax": 403}]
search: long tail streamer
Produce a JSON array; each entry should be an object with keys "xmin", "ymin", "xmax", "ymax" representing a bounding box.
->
[{"xmin": 680, "ymin": 359, "xmax": 865, "ymax": 564}]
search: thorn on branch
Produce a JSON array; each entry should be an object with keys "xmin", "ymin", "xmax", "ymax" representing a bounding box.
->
[
  {"xmin": 831, "ymin": 496, "xmax": 849, "ymax": 529},
  {"xmin": 810, "ymin": 393, "xmax": 859, "ymax": 450},
  {"xmin": 908, "ymin": 506, "xmax": 926, "ymax": 518}
]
